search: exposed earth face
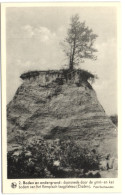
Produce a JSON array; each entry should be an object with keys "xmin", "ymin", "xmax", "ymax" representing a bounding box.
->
[{"xmin": 7, "ymin": 69, "xmax": 118, "ymax": 178}]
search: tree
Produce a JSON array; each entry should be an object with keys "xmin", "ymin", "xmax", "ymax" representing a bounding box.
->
[{"xmin": 61, "ymin": 14, "xmax": 98, "ymax": 70}]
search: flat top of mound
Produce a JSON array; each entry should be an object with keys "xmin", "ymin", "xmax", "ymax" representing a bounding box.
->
[{"xmin": 20, "ymin": 69, "xmax": 96, "ymax": 81}]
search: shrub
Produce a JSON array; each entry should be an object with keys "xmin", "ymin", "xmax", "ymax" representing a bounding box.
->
[
  {"xmin": 7, "ymin": 138, "xmax": 101, "ymax": 178},
  {"xmin": 110, "ymin": 114, "xmax": 118, "ymax": 126}
]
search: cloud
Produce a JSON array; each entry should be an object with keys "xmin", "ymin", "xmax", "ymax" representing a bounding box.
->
[
  {"xmin": 23, "ymin": 25, "xmax": 34, "ymax": 38},
  {"xmin": 22, "ymin": 25, "xmax": 57, "ymax": 43}
]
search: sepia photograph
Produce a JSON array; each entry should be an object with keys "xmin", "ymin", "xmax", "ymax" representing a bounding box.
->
[{"xmin": 1, "ymin": 2, "xmax": 121, "ymax": 193}]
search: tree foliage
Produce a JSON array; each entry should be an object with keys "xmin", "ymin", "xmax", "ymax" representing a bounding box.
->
[{"xmin": 61, "ymin": 14, "xmax": 98, "ymax": 70}]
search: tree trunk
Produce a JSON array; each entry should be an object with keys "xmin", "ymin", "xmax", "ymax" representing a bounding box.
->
[
  {"xmin": 69, "ymin": 35, "xmax": 76, "ymax": 70},
  {"xmin": 69, "ymin": 55, "xmax": 73, "ymax": 70}
]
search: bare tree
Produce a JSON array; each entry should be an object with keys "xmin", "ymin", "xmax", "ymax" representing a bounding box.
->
[{"xmin": 61, "ymin": 14, "xmax": 98, "ymax": 70}]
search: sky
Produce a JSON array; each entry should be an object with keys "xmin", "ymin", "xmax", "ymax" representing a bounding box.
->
[{"xmin": 6, "ymin": 5, "xmax": 118, "ymax": 115}]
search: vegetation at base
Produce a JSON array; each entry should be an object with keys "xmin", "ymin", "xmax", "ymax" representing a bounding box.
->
[{"xmin": 7, "ymin": 138, "xmax": 101, "ymax": 178}]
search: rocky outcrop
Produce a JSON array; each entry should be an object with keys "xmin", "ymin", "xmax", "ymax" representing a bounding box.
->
[{"xmin": 7, "ymin": 69, "xmax": 117, "ymax": 161}]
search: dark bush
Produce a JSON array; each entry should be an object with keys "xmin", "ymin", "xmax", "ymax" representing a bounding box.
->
[
  {"xmin": 110, "ymin": 114, "xmax": 118, "ymax": 126},
  {"xmin": 7, "ymin": 138, "xmax": 101, "ymax": 178}
]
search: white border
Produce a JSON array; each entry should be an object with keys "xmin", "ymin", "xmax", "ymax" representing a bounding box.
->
[{"xmin": 1, "ymin": 1, "xmax": 124, "ymax": 194}]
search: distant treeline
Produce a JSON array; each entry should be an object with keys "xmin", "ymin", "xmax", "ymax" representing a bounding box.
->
[{"xmin": 110, "ymin": 115, "xmax": 118, "ymax": 126}]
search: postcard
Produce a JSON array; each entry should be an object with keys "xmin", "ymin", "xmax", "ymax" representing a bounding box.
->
[{"xmin": 1, "ymin": 2, "xmax": 121, "ymax": 193}]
